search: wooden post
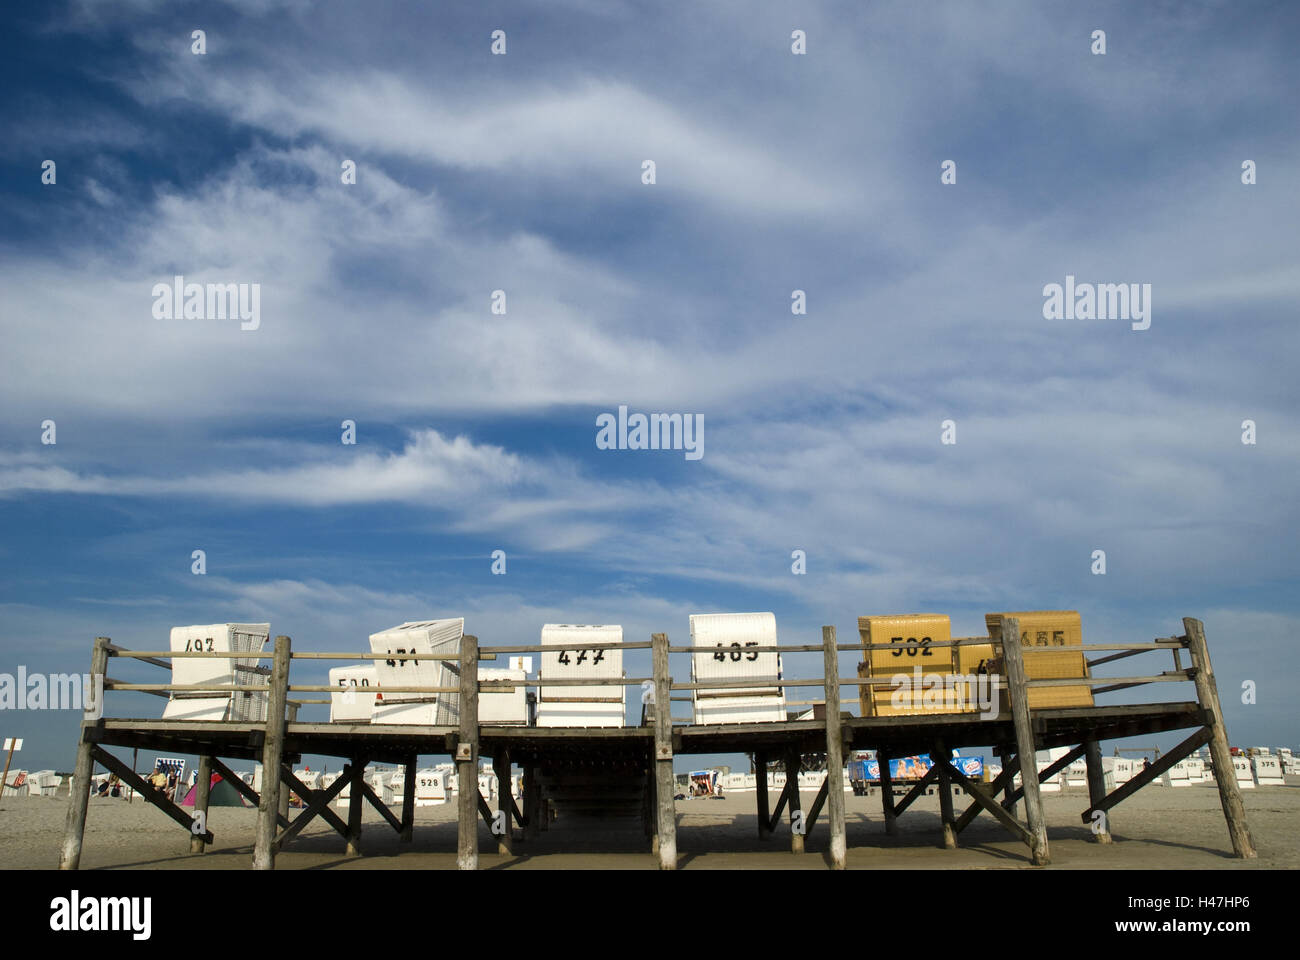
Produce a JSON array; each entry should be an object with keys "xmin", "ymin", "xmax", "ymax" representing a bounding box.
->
[
  {"xmin": 523, "ymin": 764, "xmax": 539, "ymax": 841},
  {"xmin": 643, "ymin": 757, "xmax": 656, "ymax": 850},
  {"xmin": 277, "ymin": 703, "xmax": 300, "ymax": 825},
  {"xmin": 456, "ymin": 633, "xmax": 480, "ymax": 870},
  {"xmin": 346, "ymin": 760, "xmax": 364, "ymax": 856},
  {"xmin": 252, "ymin": 634, "xmax": 291, "ymax": 870},
  {"xmin": 878, "ymin": 749, "xmax": 898, "ymax": 834},
  {"xmin": 1184, "ymin": 617, "xmax": 1256, "ymax": 859},
  {"xmin": 1001, "ymin": 617, "xmax": 1049, "ymax": 865},
  {"xmin": 1083, "ymin": 740, "xmax": 1112, "ymax": 844},
  {"xmin": 0, "ymin": 740, "xmax": 16, "ymax": 800},
  {"xmin": 934, "ymin": 739, "xmax": 957, "ymax": 849},
  {"xmin": 190, "ymin": 755, "xmax": 213, "ymax": 854},
  {"xmin": 129, "ymin": 748, "xmax": 138, "ymax": 803},
  {"xmin": 786, "ymin": 747, "xmax": 804, "ymax": 854},
  {"xmin": 60, "ymin": 636, "xmax": 110, "ymax": 870},
  {"xmin": 493, "ymin": 749, "xmax": 513, "ymax": 856},
  {"xmin": 652, "ymin": 632, "xmax": 677, "ymax": 869},
  {"xmin": 999, "ymin": 743, "xmax": 1018, "ymax": 815},
  {"xmin": 541, "ymin": 794, "xmax": 550, "ymax": 831},
  {"xmin": 400, "ymin": 755, "xmax": 416, "ymax": 843},
  {"xmin": 755, "ymin": 751, "xmax": 771, "ymax": 839},
  {"xmin": 277, "ymin": 763, "xmax": 292, "ymax": 824},
  {"xmin": 821, "ymin": 626, "xmax": 847, "ymax": 869}
]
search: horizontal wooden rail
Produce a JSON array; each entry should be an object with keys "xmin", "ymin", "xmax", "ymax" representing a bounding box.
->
[
  {"xmin": 106, "ymin": 682, "xmax": 270, "ymax": 693},
  {"xmin": 479, "ymin": 641, "xmax": 652, "ymax": 653},
  {"xmin": 668, "ymin": 644, "xmax": 826, "ymax": 654},
  {"xmin": 671, "ymin": 639, "xmax": 1001, "ymax": 654},
  {"xmin": 112, "ymin": 650, "xmax": 273, "ymax": 659},
  {"xmin": 838, "ymin": 677, "xmax": 1010, "ymax": 689},
  {"xmin": 104, "ymin": 643, "xmax": 171, "ymax": 669},
  {"xmin": 290, "ymin": 685, "xmax": 458, "ymax": 694},
  {"xmin": 672, "ymin": 678, "xmax": 812, "ymax": 691},
  {"xmin": 1026, "ymin": 671, "xmax": 1191, "ymax": 688},
  {"xmin": 527, "ymin": 676, "xmax": 650, "ymax": 686},
  {"xmin": 851, "ymin": 639, "xmax": 1011, "ymax": 651},
  {"xmin": 291, "ymin": 651, "xmax": 463, "ymax": 661},
  {"xmin": 333, "ymin": 676, "xmax": 646, "ymax": 690},
  {"xmin": 105, "ymin": 678, "xmax": 169, "ymax": 698}
]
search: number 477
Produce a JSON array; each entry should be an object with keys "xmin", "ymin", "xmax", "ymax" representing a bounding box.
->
[{"xmin": 557, "ymin": 649, "xmax": 605, "ymax": 665}]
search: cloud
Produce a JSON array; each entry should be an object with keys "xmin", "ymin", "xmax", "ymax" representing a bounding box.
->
[
  {"xmin": 0, "ymin": 429, "xmax": 522, "ymax": 505},
  {"xmin": 3, "ymin": 0, "xmax": 1298, "ymax": 764}
]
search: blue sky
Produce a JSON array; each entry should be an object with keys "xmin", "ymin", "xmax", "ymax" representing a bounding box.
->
[{"xmin": 1, "ymin": 1, "xmax": 1297, "ymax": 775}]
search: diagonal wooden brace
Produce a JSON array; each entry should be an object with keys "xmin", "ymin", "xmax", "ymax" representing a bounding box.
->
[
  {"xmin": 1081, "ymin": 727, "xmax": 1211, "ymax": 823},
  {"xmin": 276, "ymin": 766, "xmax": 352, "ymax": 848},
  {"xmin": 955, "ymin": 763, "xmax": 1018, "ymax": 834},
  {"xmin": 803, "ymin": 775, "xmax": 832, "ymax": 838},
  {"xmin": 358, "ymin": 777, "xmax": 403, "ymax": 834},
  {"xmin": 940, "ymin": 757, "xmax": 1032, "ymax": 845},
  {"xmin": 1004, "ymin": 743, "xmax": 1086, "ymax": 806}
]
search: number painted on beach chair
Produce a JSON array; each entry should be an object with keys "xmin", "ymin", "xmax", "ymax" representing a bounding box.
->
[{"xmin": 889, "ymin": 636, "xmax": 934, "ymax": 657}]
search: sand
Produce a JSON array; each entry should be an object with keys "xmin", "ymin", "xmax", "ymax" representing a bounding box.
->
[{"xmin": 3, "ymin": 779, "xmax": 1295, "ymax": 870}]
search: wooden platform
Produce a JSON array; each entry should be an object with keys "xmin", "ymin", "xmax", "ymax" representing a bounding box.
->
[
  {"xmin": 84, "ymin": 701, "xmax": 1208, "ymax": 765},
  {"xmin": 58, "ymin": 618, "xmax": 1257, "ymax": 870}
]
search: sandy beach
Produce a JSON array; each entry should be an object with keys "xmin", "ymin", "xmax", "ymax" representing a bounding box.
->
[{"xmin": 4, "ymin": 778, "xmax": 1296, "ymax": 870}]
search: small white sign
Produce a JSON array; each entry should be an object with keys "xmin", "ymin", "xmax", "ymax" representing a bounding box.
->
[
  {"xmin": 509, "ymin": 656, "xmax": 533, "ymax": 673},
  {"xmin": 3, "ymin": 739, "xmax": 22, "ymax": 751}
]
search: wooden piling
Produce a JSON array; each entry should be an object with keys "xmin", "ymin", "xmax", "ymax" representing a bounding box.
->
[
  {"xmin": 59, "ymin": 636, "xmax": 110, "ymax": 870},
  {"xmin": 0, "ymin": 741, "xmax": 16, "ymax": 802},
  {"xmin": 493, "ymin": 749, "xmax": 513, "ymax": 855},
  {"xmin": 786, "ymin": 747, "xmax": 804, "ymax": 854},
  {"xmin": 642, "ymin": 767, "xmax": 655, "ymax": 848},
  {"xmin": 345, "ymin": 760, "xmax": 364, "ymax": 856},
  {"xmin": 755, "ymin": 750, "xmax": 771, "ymax": 839},
  {"xmin": 821, "ymin": 625, "xmax": 847, "ymax": 869},
  {"xmin": 652, "ymin": 632, "xmax": 677, "ymax": 869},
  {"xmin": 1183, "ymin": 617, "xmax": 1256, "ymax": 859},
  {"xmin": 523, "ymin": 764, "xmax": 539, "ymax": 841},
  {"xmin": 277, "ymin": 763, "xmax": 291, "ymax": 825},
  {"xmin": 252, "ymin": 634, "xmax": 291, "ymax": 871},
  {"xmin": 456, "ymin": 633, "xmax": 480, "ymax": 870},
  {"xmin": 277, "ymin": 703, "xmax": 300, "ymax": 825},
  {"xmin": 190, "ymin": 755, "xmax": 213, "ymax": 853},
  {"xmin": 934, "ymin": 738, "xmax": 957, "ymax": 849},
  {"xmin": 1001, "ymin": 617, "xmax": 1049, "ymax": 865},
  {"xmin": 1083, "ymin": 740, "xmax": 1112, "ymax": 843},
  {"xmin": 998, "ymin": 742, "xmax": 1018, "ymax": 815},
  {"xmin": 400, "ymin": 755, "xmax": 416, "ymax": 843},
  {"xmin": 878, "ymin": 749, "xmax": 898, "ymax": 834}
]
